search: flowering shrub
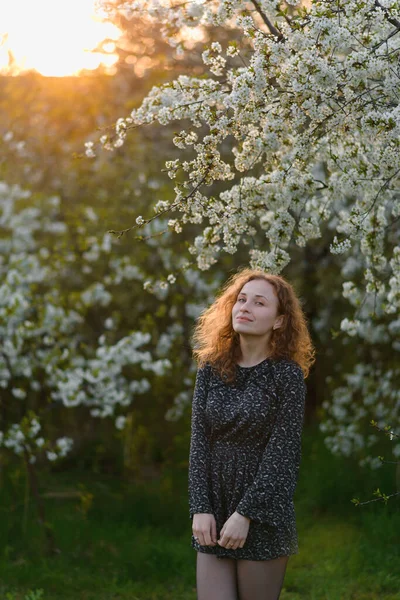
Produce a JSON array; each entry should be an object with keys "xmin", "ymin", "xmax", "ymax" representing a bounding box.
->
[{"xmin": 0, "ymin": 182, "xmax": 171, "ymax": 465}]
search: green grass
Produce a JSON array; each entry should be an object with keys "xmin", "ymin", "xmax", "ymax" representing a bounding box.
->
[{"xmin": 1, "ymin": 423, "xmax": 399, "ymax": 599}]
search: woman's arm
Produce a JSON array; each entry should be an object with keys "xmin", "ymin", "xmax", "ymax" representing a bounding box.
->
[
  {"xmin": 188, "ymin": 365, "xmax": 213, "ymax": 519},
  {"xmin": 235, "ymin": 360, "xmax": 306, "ymax": 527}
]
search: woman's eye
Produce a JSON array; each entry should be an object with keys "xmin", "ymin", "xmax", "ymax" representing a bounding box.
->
[{"xmin": 237, "ymin": 298, "xmax": 264, "ymax": 306}]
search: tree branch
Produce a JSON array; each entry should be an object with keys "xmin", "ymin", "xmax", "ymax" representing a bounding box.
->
[
  {"xmin": 374, "ymin": 0, "xmax": 400, "ymax": 30},
  {"xmin": 252, "ymin": 1, "xmax": 285, "ymax": 41}
]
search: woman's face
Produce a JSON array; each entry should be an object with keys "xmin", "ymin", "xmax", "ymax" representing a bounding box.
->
[{"xmin": 231, "ymin": 278, "xmax": 282, "ymax": 338}]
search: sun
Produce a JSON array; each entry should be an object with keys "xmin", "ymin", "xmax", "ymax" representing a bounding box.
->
[{"xmin": 0, "ymin": 0, "xmax": 120, "ymax": 77}]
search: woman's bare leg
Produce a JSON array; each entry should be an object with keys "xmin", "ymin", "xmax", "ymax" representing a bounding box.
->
[
  {"xmin": 236, "ymin": 556, "xmax": 289, "ymax": 600},
  {"xmin": 196, "ymin": 553, "xmax": 238, "ymax": 600}
]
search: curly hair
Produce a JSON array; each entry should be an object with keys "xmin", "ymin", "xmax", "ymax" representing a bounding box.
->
[{"xmin": 192, "ymin": 267, "xmax": 316, "ymax": 383}]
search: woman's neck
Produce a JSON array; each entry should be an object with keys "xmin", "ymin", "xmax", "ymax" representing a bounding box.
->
[{"xmin": 237, "ymin": 342, "xmax": 272, "ymax": 367}]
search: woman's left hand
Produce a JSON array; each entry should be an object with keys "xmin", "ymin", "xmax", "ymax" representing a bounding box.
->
[{"xmin": 217, "ymin": 511, "xmax": 250, "ymax": 550}]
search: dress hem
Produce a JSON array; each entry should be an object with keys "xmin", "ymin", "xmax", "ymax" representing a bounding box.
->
[{"xmin": 192, "ymin": 540, "xmax": 298, "ymax": 561}]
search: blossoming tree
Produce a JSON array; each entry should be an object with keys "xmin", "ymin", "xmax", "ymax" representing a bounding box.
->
[
  {"xmin": 0, "ymin": 180, "xmax": 175, "ymax": 550},
  {"xmin": 90, "ymin": 0, "xmax": 400, "ymax": 472}
]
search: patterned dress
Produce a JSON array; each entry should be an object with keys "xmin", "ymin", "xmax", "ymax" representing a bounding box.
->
[{"xmin": 188, "ymin": 357, "xmax": 306, "ymax": 561}]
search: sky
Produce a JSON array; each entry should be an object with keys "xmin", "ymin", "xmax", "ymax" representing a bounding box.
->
[{"xmin": 0, "ymin": 0, "xmax": 120, "ymax": 76}]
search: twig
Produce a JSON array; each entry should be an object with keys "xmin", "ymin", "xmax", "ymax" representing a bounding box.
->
[{"xmin": 251, "ymin": 1, "xmax": 285, "ymax": 41}]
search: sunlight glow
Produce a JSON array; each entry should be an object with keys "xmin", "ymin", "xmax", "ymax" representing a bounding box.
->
[{"xmin": 0, "ymin": 0, "xmax": 120, "ymax": 77}]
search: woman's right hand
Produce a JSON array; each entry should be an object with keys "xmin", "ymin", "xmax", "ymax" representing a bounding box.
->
[{"xmin": 192, "ymin": 513, "xmax": 217, "ymax": 546}]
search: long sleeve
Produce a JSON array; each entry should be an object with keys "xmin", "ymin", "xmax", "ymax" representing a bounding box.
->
[
  {"xmin": 188, "ymin": 365, "xmax": 213, "ymax": 519},
  {"xmin": 235, "ymin": 361, "xmax": 306, "ymax": 527}
]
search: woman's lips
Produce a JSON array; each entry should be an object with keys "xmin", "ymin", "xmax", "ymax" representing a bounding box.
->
[{"xmin": 237, "ymin": 316, "xmax": 252, "ymax": 321}]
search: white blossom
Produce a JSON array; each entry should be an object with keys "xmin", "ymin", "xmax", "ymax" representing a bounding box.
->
[{"xmin": 115, "ymin": 415, "xmax": 127, "ymax": 430}]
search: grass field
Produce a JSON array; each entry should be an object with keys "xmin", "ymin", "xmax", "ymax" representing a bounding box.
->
[{"xmin": 1, "ymin": 423, "xmax": 399, "ymax": 599}]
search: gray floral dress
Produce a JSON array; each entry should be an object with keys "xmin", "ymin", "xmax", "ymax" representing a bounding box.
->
[{"xmin": 188, "ymin": 357, "xmax": 306, "ymax": 561}]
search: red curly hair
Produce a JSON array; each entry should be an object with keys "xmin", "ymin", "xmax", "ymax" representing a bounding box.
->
[{"xmin": 192, "ymin": 267, "xmax": 315, "ymax": 383}]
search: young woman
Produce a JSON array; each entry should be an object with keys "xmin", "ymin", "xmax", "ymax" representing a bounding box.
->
[{"xmin": 188, "ymin": 268, "xmax": 315, "ymax": 600}]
